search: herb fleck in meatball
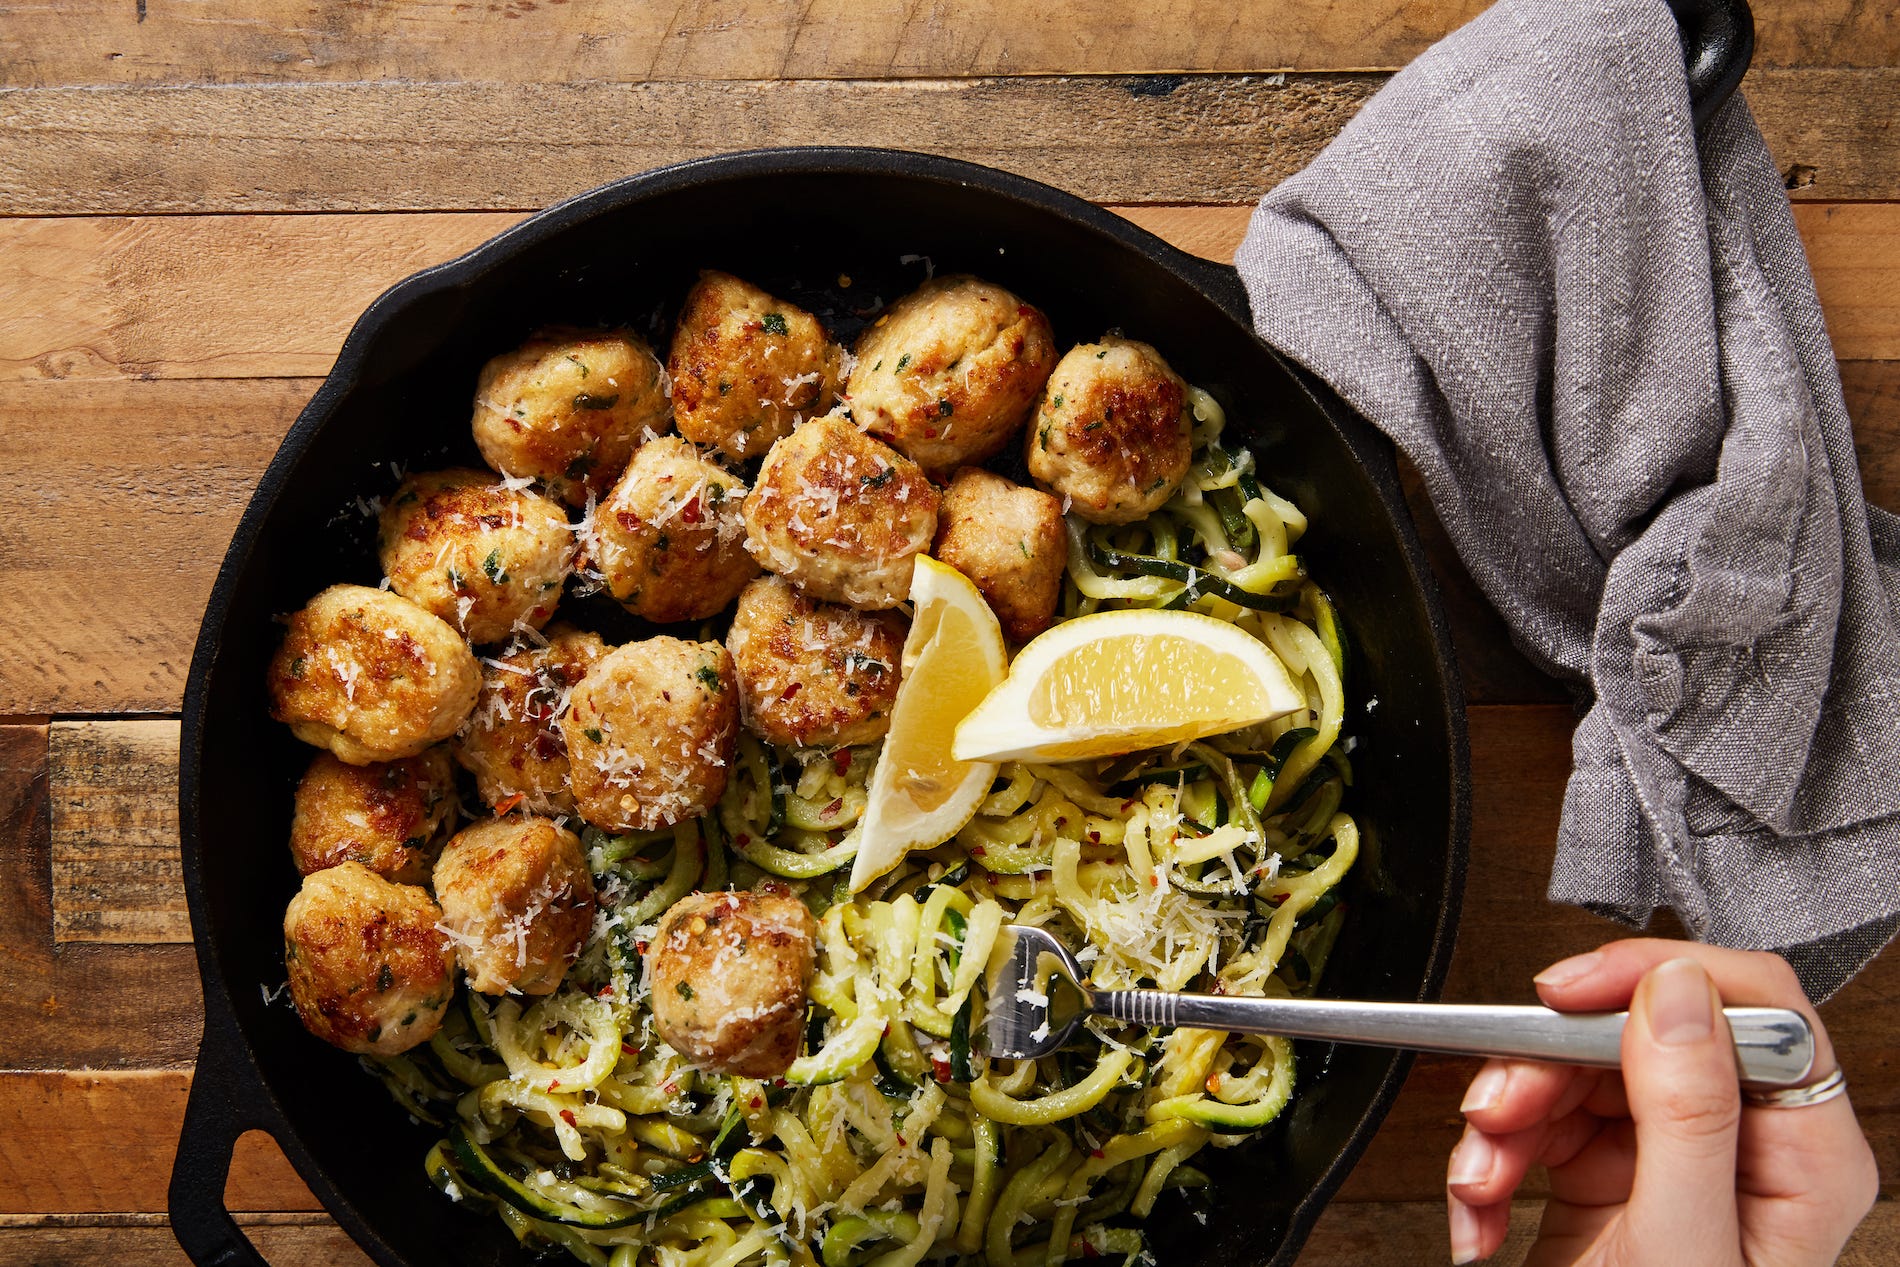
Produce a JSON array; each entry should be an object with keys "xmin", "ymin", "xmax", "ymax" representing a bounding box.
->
[
  {"xmin": 378, "ymin": 468, "xmax": 573, "ymax": 645},
  {"xmin": 1025, "ymin": 336, "xmax": 1192, "ymax": 524},
  {"xmin": 268, "ymin": 584, "xmax": 481, "ymax": 765},
  {"xmin": 560, "ymin": 638, "xmax": 739, "ymax": 832},
  {"xmin": 581, "ymin": 437, "xmax": 758, "ymax": 623},
  {"xmin": 433, "ymin": 816, "xmax": 597, "ymax": 996},
  {"xmin": 726, "ymin": 575, "xmax": 905, "ymax": 749},
  {"xmin": 932, "ymin": 468, "xmax": 1067, "ymax": 644},
  {"xmin": 668, "ymin": 272, "xmax": 841, "ymax": 462},
  {"xmin": 647, "ymin": 886, "xmax": 816, "ymax": 1077},
  {"xmin": 847, "ymin": 275, "xmax": 1055, "ymax": 472},
  {"xmin": 742, "ymin": 411, "xmax": 939, "ymax": 611},
  {"xmin": 455, "ymin": 625, "xmax": 606, "ymax": 815},
  {"xmin": 288, "ymin": 748, "xmax": 457, "ymax": 884},
  {"xmin": 472, "ymin": 327, "xmax": 672, "ymax": 506},
  {"xmin": 283, "ymin": 862, "xmax": 454, "ymax": 1056}
]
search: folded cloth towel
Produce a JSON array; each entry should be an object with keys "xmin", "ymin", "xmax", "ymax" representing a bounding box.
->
[{"xmin": 1235, "ymin": 0, "xmax": 1900, "ymax": 1000}]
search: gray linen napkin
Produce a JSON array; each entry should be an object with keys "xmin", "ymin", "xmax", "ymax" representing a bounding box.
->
[{"xmin": 1235, "ymin": 0, "xmax": 1900, "ymax": 1000}]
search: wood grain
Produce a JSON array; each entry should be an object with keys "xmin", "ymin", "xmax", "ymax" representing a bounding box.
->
[
  {"xmin": 2, "ymin": 0, "xmax": 1893, "ymax": 87},
  {"xmin": 48, "ymin": 721, "xmax": 185, "ymax": 944},
  {"xmin": 0, "ymin": 68, "xmax": 1894, "ymax": 215}
]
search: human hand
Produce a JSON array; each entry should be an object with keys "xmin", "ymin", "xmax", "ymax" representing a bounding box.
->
[{"xmin": 1445, "ymin": 939, "xmax": 1878, "ymax": 1265}]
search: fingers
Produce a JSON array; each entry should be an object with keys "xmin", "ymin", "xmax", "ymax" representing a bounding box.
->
[
  {"xmin": 1617, "ymin": 958, "xmax": 1743, "ymax": 1261},
  {"xmin": 1458, "ymin": 1058, "xmax": 1599, "ymax": 1135},
  {"xmin": 1448, "ymin": 1111, "xmax": 1603, "ymax": 1207},
  {"xmin": 1532, "ymin": 939, "xmax": 1835, "ymax": 1075}
]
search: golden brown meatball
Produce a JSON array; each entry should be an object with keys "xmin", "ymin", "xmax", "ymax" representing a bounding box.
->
[
  {"xmin": 581, "ymin": 437, "xmax": 758, "ymax": 623},
  {"xmin": 932, "ymin": 468, "xmax": 1067, "ymax": 644},
  {"xmin": 455, "ymin": 625, "xmax": 607, "ymax": 815},
  {"xmin": 472, "ymin": 327, "xmax": 672, "ymax": 506},
  {"xmin": 288, "ymin": 748, "xmax": 457, "ymax": 884},
  {"xmin": 433, "ymin": 816, "xmax": 597, "ymax": 996},
  {"xmin": 1025, "ymin": 336, "xmax": 1192, "ymax": 524},
  {"xmin": 742, "ymin": 412, "xmax": 939, "ymax": 611},
  {"xmin": 283, "ymin": 862, "xmax": 455, "ymax": 1056},
  {"xmin": 847, "ymin": 275, "xmax": 1056, "ymax": 472},
  {"xmin": 726, "ymin": 575, "xmax": 905, "ymax": 749},
  {"xmin": 268, "ymin": 584, "xmax": 481, "ymax": 765},
  {"xmin": 560, "ymin": 638, "xmax": 739, "ymax": 832},
  {"xmin": 647, "ymin": 886, "xmax": 816, "ymax": 1077},
  {"xmin": 378, "ymin": 468, "xmax": 574, "ymax": 645},
  {"xmin": 668, "ymin": 272, "xmax": 842, "ymax": 462}
]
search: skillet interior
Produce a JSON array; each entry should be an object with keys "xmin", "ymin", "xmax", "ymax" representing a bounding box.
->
[{"xmin": 179, "ymin": 150, "xmax": 1469, "ymax": 1267}]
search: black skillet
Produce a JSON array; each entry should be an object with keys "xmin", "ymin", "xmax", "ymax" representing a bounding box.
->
[{"xmin": 170, "ymin": 5, "xmax": 1751, "ymax": 1262}]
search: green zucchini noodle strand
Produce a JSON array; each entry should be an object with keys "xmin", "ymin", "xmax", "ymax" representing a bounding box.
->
[{"xmin": 385, "ymin": 392, "xmax": 1363, "ymax": 1267}]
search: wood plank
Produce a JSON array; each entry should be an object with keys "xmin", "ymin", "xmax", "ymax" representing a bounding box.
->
[
  {"xmin": 1800, "ymin": 204, "xmax": 1900, "ymax": 363},
  {"xmin": 0, "ymin": 0, "xmax": 1888, "ymax": 87},
  {"xmin": 1847, "ymin": 361, "xmax": 1900, "ymax": 511},
  {"xmin": 0, "ymin": 68, "xmax": 1893, "ymax": 216},
  {"xmin": 0, "ymin": 724, "xmax": 203, "ymax": 1068},
  {"xmin": 0, "ymin": 1217, "xmax": 369, "ymax": 1267},
  {"xmin": 47, "ymin": 721, "xmax": 185, "ymax": 944}
]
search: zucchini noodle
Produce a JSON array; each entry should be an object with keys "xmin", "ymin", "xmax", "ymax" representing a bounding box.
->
[{"xmin": 384, "ymin": 387, "xmax": 1362, "ymax": 1267}]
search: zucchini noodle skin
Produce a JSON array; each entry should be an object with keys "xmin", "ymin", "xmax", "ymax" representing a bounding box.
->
[{"xmin": 381, "ymin": 389, "xmax": 1361, "ymax": 1267}]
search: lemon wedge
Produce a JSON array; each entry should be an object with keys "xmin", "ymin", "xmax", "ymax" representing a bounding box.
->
[
  {"xmin": 951, "ymin": 608, "xmax": 1305, "ymax": 763},
  {"xmin": 849, "ymin": 556, "xmax": 1008, "ymax": 893}
]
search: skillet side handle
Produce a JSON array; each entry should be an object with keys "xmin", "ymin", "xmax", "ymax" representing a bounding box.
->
[
  {"xmin": 1666, "ymin": 0, "xmax": 1755, "ymax": 127},
  {"xmin": 169, "ymin": 1009, "xmax": 272, "ymax": 1266}
]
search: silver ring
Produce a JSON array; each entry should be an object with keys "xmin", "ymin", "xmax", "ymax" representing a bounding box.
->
[{"xmin": 1743, "ymin": 1066, "xmax": 1847, "ymax": 1109}]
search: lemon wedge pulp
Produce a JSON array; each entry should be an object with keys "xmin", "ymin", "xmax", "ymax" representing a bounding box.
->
[
  {"xmin": 951, "ymin": 608, "xmax": 1305, "ymax": 764},
  {"xmin": 849, "ymin": 556, "xmax": 1007, "ymax": 894}
]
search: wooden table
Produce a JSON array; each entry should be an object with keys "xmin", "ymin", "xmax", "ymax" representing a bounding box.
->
[{"xmin": 1, "ymin": 4, "xmax": 1894, "ymax": 1263}]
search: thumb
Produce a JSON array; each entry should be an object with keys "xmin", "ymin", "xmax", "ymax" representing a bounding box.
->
[{"xmin": 1617, "ymin": 957, "xmax": 1743, "ymax": 1264}]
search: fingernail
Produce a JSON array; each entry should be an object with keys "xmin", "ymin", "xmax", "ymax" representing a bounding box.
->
[
  {"xmin": 1447, "ymin": 1126, "xmax": 1493, "ymax": 1187},
  {"xmin": 1448, "ymin": 1199, "xmax": 1483, "ymax": 1264},
  {"xmin": 1460, "ymin": 1064, "xmax": 1508, "ymax": 1114},
  {"xmin": 1533, "ymin": 950, "xmax": 1603, "ymax": 989},
  {"xmin": 1645, "ymin": 957, "xmax": 1715, "ymax": 1047}
]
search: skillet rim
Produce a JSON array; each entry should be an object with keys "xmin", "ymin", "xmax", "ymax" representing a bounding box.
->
[{"xmin": 177, "ymin": 145, "xmax": 1471, "ymax": 1267}]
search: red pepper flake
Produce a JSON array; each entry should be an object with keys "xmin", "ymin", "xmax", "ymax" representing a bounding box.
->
[
  {"xmin": 621, "ymin": 1042, "xmax": 642, "ymax": 1057},
  {"xmin": 970, "ymin": 845, "xmax": 987, "ymax": 856},
  {"xmin": 1080, "ymin": 1240, "xmax": 1101, "ymax": 1259},
  {"xmin": 896, "ymin": 1135, "xmax": 907, "ymax": 1147},
  {"xmin": 931, "ymin": 1056, "xmax": 952, "ymax": 1083},
  {"xmin": 1205, "ymin": 1073, "xmax": 1223, "ymax": 1095},
  {"xmin": 736, "ymin": 832, "xmax": 751, "ymax": 846},
  {"xmin": 560, "ymin": 1109, "xmax": 578, "ymax": 1128},
  {"xmin": 831, "ymin": 749, "xmax": 852, "ymax": 776},
  {"xmin": 751, "ymin": 1097, "xmax": 763, "ymax": 1109},
  {"xmin": 663, "ymin": 1081, "xmax": 679, "ymax": 1095},
  {"xmin": 597, "ymin": 984, "xmax": 614, "ymax": 998},
  {"xmin": 923, "ymin": 427, "xmax": 938, "ymax": 439},
  {"xmin": 1148, "ymin": 874, "xmax": 1160, "ymax": 887},
  {"xmin": 1090, "ymin": 1148, "xmax": 1106, "ymax": 1159},
  {"xmin": 635, "ymin": 940, "xmax": 649, "ymax": 954},
  {"xmin": 820, "ymin": 796, "xmax": 844, "ymax": 819},
  {"xmin": 783, "ymin": 682, "xmax": 802, "ymax": 699},
  {"xmin": 549, "ymin": 1079, "xmax": 561, "ymax": 1091},
  {"xmin": 681, "ymin": 497, "xmax": 703, "ymax": 524},
  {"xmin": 493, "ymin": 792, "xmax": 526, "ymax": 815},
  {"xmin": 1087, "ymin": 830, "xmax": 1101, "ymax": 844}
]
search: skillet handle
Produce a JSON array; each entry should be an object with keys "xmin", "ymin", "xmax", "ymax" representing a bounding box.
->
[
  {"xmin": 170, "ymin": 1006, "xmax": 273, "ymax": 1266},
  {"xmin": 1666, "ymin": 0, "xmax": 1755, "ymax": 127}
]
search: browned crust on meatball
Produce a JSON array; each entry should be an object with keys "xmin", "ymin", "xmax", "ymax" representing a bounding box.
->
[
  {"xmin": 267, "ymin": 584, "xmax": 481, "ymax": 765},
  {"xmin": 668, "ymin": 272, "xmax": 842, "ymax": 462},
  {"xmin": 581, "ymin": 436, "xmax": 759, "ymax": 623},
  {"xmin": 283, "ymin": 862, "xmax": 455, "ymax": 1056},
  {"xmin": 847, "ymin": 275, "xmax": 1056, "ymax": 472},
  {"xmin": 726, "ymin": 575, "xmax": 906, "ymax": 749},
  {"xmin": 741, "ymin": 412, "xmax": 940, "ymax": 610},
  {"xmin": 433, "ymin": 817, "xmax": 597, "ymax": 996},
  {"xmin": 932, "ymin": 468, "xmax": 1068, "ymax": 644},
  {"xmin": 1025, "ymin": 337, "xmax": 1192, "ymax": 525},
  {"xmin": 560, "ymin": 638, "xmax": 740, "ymax": 832},
  {"xmin": 454, "ymin": 625, "xmax": 607, "ymax": 815},
  {"xmin": 647, "ymin": 885, "xmax": 816, "ymax": 1076},
  {"xmin": 289, "ymin": 748, "xmax": 457, "ymax": 883}
]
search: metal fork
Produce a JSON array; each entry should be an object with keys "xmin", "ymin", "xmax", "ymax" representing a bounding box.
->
[{"xmin": 979, "ymin": 925, "xmax": 1816, "ymax": 1086}]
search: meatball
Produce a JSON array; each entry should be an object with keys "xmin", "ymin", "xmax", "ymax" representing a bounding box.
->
[
  {"xmin": 1025, "ymin": 336, "xmax": 1193, "ymax": 524},
  {"xmin": 472, "ymin": 327, "xmax": 672, "ymax": 506},
  {"xmin": 931, "ymin": 468, "xmax": 1068, "ymax": 644},
  {"xmin": 455, "ymin": 625, "xmax": 607, "ymax": 815},
  {"xmin": 847, "ymin": 275, "xmax": 1056, "ymax": 472},
  {"xmin": 647, "ymin": 886, "xmax": 816, "ymax": 1077},
  {"xmin": 560, "ymin": 638, "xmax": 739, "ymax": 832},
  {"xmin": 283, "ymin": 862, "xmax": 454, "ymax": 1056},
  {"xmin": 433, "ymin": 816, "xmax": 597, "ymax": 996},
  {"xmin": 726, "ymin": 575, "xmax": 905, "ymax": 749},
  {"xmin": 268, "ymin": 584, "xmax": 481, "ymax": 765},
  {"xmin": 667, "ymin": 271, "xmax": 842, "ymax": 462},
  {"xmin": 581, "ymin": 437, "xmax": 759, "ymax": 623},
  {"xmin": 378, "ymin": 468, "xmax": 574, "ymax": 645},
  {"xmin": 742, "ymin": 411, "xmax": 939, "ymax": 611},
  {"xmin": 288, "ymin": 748, "xmax": 458, "ymax": 883}
]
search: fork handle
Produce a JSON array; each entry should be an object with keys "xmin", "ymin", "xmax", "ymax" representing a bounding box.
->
[{"xmin": 1092, "ymin": 992, "xmax": 1815, "ymax": 1087}]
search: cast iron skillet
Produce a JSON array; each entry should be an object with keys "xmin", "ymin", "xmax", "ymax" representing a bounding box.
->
[{"xmin": 171, "ymin": 6, "xmax": 1749, "ymax": 1262}]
